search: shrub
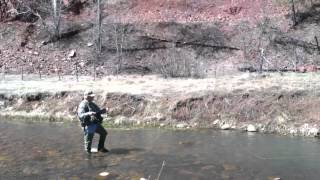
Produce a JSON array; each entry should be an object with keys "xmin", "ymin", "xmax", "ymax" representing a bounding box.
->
[{"xmin": 156, "ymin": 45, "xmax": 206, "ymax": 78}]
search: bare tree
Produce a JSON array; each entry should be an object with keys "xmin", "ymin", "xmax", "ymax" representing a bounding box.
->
[
  {"xmin": 37, "ymin": 58, "xmax": 43, "ymax": 79},
  {"xmin": 1, "ymin": 64, "xmax": 5, "ymax": 81},
  {"xmin": 113, "ymin": 24, "xmax": 126, "ymax": 75},
  {"xmin": 20, "ymin": 56, "xmax": 27, "ymax": 80},
  {"xmin": 92, "ymin": 0, "xmax": 102, "ymax": 80},
  {"xmin": 52, "ymin": 0, "xmax": 62, "ymax": 40},
  {"xmin": 291, "ymin": 0, "xmax": 297, "ymax": 26},
  {"xmin": 71, "ymin": 56, "xmax": 78, "ymax": 81},
  {"xmin": 315, "ymin": 36, "xmax": 320, "ymax": 54},
  {"xmin": 0, "ymin": 50, "xmax": 5, "ymax": 80}
]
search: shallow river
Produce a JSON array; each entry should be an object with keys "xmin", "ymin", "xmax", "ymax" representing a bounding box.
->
[{"xmin": 1, "ymin": 121, "xmax": 320, "ymax": 180}]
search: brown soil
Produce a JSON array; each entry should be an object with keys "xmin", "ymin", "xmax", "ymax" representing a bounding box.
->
[{"xmin": 1, "ymin": 0, "xmax": 319, "ymax": 77}]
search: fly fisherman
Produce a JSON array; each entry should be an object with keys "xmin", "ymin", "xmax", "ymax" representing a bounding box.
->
[{"xmin": 78, "ymin": 90, "xmax": 109, "ymax": 154}]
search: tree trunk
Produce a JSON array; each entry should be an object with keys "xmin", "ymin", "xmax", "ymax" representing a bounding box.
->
[
  {"xmin": 52, "ymin": 0, "xmax": 62, "ymax": 39},
  {"xmin": 58, "ymin": 70, "xmax": 61, "ymax": 81},
  {"xmin": 97, "ymin": 0, "xmax": 102, "ymax": 54},
  {"xmin": 93, "ymin": 0, "xmax": 101, "ymax": 80},
  {"xmin": 259, "ymin": 48, "xmax": 264, "ymax": 73},
  {"xmin": 291, "ymin": 0, "xmax": 297, "ymax": 26},
  {"xmin": 38, "ymin": 68, "xmax": 42, "ymax": 79},
  {"xmin": 315, "ymin": 36, "xmax": 320, "ymax": 54},
  {"xmin": 93, "ymin": 56, "xmax": 97, "ymax": 81},
  {"xmin": 21, "ymin": 66, "xmax": 24, "ymax": 80},
  {"xmin": 2, "ymin": 64, "xmax": 5, "ymax": 80}
]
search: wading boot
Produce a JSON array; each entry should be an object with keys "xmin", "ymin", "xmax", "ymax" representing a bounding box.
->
[{"xmin": 98, "ymin": 147, "xmax": 109, "ymax": 153}]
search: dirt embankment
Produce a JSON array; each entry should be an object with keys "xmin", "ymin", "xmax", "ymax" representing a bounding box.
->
[
  {"xmin": 1, "ymin": 87, "xmax": 320, "ymax": 137},
  {"xmin": 1, "ymin": 74, "xmax": 320, "ymax": 137}
]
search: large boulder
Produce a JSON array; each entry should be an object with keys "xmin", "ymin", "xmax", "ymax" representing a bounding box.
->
[{"xmin": 247, "ymin": 124, "xmax": 257, "ymax": 132}]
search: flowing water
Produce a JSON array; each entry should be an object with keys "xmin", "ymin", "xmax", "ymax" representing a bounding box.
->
[{"xmin": 1, "ymin": 120, "xmax": 320, "ymax": 180}]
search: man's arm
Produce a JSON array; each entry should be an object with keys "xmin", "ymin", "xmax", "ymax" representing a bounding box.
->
[
  {"xmin": 90, "ymin": 102, "xmax": 108, "ymax": 115},
  {"xmin": 98, "ymin": 108, "xmax": 107, "ymax": 114},
  {"xmin": 78, "ymin": 101, "xmax": 96, "ymax": 119}
]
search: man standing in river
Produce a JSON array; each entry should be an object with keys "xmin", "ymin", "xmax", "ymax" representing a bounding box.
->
[{"xmin": 78, "ymin": 90, "xmax": 109, "ymax": 154}]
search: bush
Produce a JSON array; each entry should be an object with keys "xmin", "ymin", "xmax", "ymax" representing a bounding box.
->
[{"xmin": 154, "ymin": 45, "xmax": 206, "ymax": 78}]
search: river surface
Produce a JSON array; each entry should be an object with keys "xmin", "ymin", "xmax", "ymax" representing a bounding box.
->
[{"xmin": 1, "ymin": 121, "xmax": 320, "ymax": 180}]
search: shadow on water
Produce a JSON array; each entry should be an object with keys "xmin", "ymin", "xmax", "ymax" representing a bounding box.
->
[
  {"xmin": 1, "ymin": 121, "xmax": 320, "ymax": 180},
  {"xmin": 109, "ymin": 148, "xmax": 144, "ymax": 155}
]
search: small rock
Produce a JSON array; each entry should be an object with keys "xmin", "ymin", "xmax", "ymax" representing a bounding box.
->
[
  {"xmin": 289, "ymin": 129, "xmax": 297, "ymax": 135},
  {"xmin": 33, "ymin": 51, "xmax": 39, "ymax": 56},
  {"xmin": 222, "ymin": 163, "xmax": 237, "ymax": 171},
  {"xmin": 99, "ymin": 172, "xmax": 110, "ymax": 177},
  {"xmin": 247, "ymin": 124, "xmax": 257, "ymax": 132},
  {"xmin": 309, "ymin": 128, "xmax": 319, "ymax": 136},
  {"xmin": 87, "ymin": 42, "xmax": 93, "ymax": 47},
  {"xmin": 201, "ymin": 165, "xmax": 215, "ymax": 170},
  {"xmin": 68, "ymin": 50, "xmax": 76, "ymax": 58},
  {"xmin": 300, "ymin": 123, "xmax": 310, "ymax": 135},
  {"xmin": 221, "ymin": 124, "xmax": 231, "ymax": 130},
  {"xmin": 114, "ymin": 119, "xmax": 122, "ymax": 125},
  {"xmin": 140, "ymin": 178, "xmax": 147, "ymax": 180},
  {"xmin": 156, "ymin": 113, "xmax": 165, "ymax": 121},
  {"xmin": 22, "ymin": 166, "xmax": 39, "ymax": 175},
  {"xmin": 160, "ymin": 123, "xmax": 165, "ymax": 127},
  {"xmin": 267, "ymin": 176, "xmax": 281, "ymax": 180},
  {"xmin": 176, "ymin": 123, "xmax": 187, "ymax": 128},
  {"xmin": 213, "ymin": 119, "xmax": 220, "ymax": 125}
]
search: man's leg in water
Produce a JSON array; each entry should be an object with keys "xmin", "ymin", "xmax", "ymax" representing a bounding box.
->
[
  {"xmin": 84, "ymin": 129, "xmax": 94, "ymax": 153},
  {"xmin": 95, "ymin": 124, "xmax": 108, "ymax": 151}
]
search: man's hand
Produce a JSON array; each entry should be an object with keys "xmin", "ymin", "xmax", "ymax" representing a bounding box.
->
[
  {"xmin": 88, "ymin": 112, "xmax": 96, "ymax": 116},
  {"xmin": 99, "ymin": 108, "xmax": 108, "ymax": 114}
]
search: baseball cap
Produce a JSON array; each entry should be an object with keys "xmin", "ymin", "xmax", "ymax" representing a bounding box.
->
[{"xmin": 84, "ymin": 90, "xmax": 95, "ymax": 97}]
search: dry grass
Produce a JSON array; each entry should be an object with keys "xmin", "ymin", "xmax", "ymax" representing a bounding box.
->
[
  {"xmin": 1, "ymin": 72, "xmax": 320, "ymax": 96},
  {"xmin": 2, "ymin": 72, "xmax": 320, "ymax": 135}
]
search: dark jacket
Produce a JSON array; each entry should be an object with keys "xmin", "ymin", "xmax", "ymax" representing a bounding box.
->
[{"xmin": 78, "ymin": 100, "xmax": 105, "ymax": 126}]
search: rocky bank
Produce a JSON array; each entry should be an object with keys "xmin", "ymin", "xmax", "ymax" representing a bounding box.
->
[{"xmin": 1, "ymin": 73, "xmax": 320, "ymax": 137}]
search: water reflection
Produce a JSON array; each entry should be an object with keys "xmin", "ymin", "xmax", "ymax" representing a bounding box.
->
[
  {"xmin": 1, "ymin": 121, "xmax": 320, "ymax": 180},
  {"xmin": 109, "ymin": 148, "xmax": 144, "ymax": 155}
]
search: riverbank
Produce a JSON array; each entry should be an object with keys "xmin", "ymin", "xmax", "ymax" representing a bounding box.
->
[{"xmin": 1, "ymin": 72, "xmax": 320, "ymax": 137}]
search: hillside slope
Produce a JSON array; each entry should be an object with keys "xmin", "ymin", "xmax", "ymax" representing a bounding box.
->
[{"xmin": 0, "ymin": 0, "xmax": 319, "ymax": 77}]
